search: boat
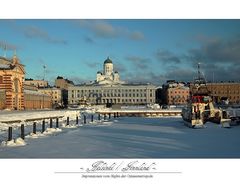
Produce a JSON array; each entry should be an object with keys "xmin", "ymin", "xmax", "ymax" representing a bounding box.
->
[{"xmin": 181, "ymin": 63, "xmax": 231, "ymax": 128}]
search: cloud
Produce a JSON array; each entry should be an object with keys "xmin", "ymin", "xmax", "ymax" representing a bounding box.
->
[
  {"xmin": 123, "ymin": 71, "xmax": 165, "ymax": 85},
  {"xmin": 156, "ymin": 49, "xmax": 181, "ymax": 64},
  {"xmin": 122, "ymin": 67, "xmax": 197, "ymax": 85},
  {"xmin": 1, "ymin": 20, "xmax": 67, "ymax": 45},
  {"xmin": 129, "ymin": 31, "xmax": 145, "ymax": 40},
  {"xmin": 147, "ymin": 34, "xmax": 240, "ymax": 84},
  {"xmin": 114, "ymin": 63, "xmax": 127, "ymax": 73},
  {"xmin": 86, "ymin": 62, "xmax": 99, "ymax": 68},
  {"xmin": 0, "ymin": 40, "xmax": 19, "ymax": 50},
  {"xmin": 23, "ymin": 26, "xmax": 67, "ymax": 45},
  {"xmin": 84, "ymin": 36, "xmax": 95, "ymax": 44},
  {"xmin": 125, "ymin": 55, "xmax": 151, "ymax": 69},
  {"xmin": 185, "ymin": 34, "xmax": 240, "ymax": 82},
  {"xmin": 67, "ymin": 75, "xmax": 93, "ymax": 85},
  {"xmin": 188, "ymin": 35, "xmax": 240, "ymax": 64},
  {"xmin": 163, "ymin": 68, "xmax": 195, "ymax": 82},
  {"xmin": 75, "ymin": 20, "xmax": 144, "ymax": 41}
]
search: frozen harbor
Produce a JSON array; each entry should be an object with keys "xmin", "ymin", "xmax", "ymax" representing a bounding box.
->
[{"xmin": 1, "ymin": 114, "xmax": 240, "ymax": 158}]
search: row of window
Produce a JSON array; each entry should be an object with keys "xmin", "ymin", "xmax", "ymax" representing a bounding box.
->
[
  {"xmin": 169, "ymin": 91, "xmax": 189, "ymax": 94},
  {"xmin": 228, "ymin": 96, "xmax": 240, "ymax": 99},
  {"xmin": 72, "ymin": 98, "xmax": 153, "ymax": 103},
  {"xmin": 101, "ymin": 98, "xmax": 149, "ymax": 103},
  {"xmin": 169, "ymin": 95, "xmax": 189, "ymax": 99},
  {"xmin": 212, "ymin": 91, "xmax": 240, "ymax": 94},
  {"xmin": 169, "ymin": 100, "xmax": 187, "ymax": 104},
  {"xmin": 71, "ymin": 89, "xmax": 153, "ymax": 94},
  {"xmin": 72, "ymin": 93, "xmax": 153, "ymax": 98}
]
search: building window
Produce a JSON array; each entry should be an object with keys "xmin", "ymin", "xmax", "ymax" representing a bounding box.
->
[{"xmin": 0, "ymin": 76, "xmax": 3, "ymax": 83}]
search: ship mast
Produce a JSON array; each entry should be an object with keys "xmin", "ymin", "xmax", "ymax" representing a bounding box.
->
[
  {"xmin": 198, "ymin": 62, "xmax": 201, "ymax": 81},
  {"xmin": 191, "ymin": 62, "xmax": 209, "ymax": 96},
  {"xmin": 43, "ymin": 65, "xmax": 46, "ymax": 80}
]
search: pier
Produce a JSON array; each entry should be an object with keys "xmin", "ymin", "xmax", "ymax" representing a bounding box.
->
[{"xmin": 96, "ymin": 109, "xmax": 182, "ymax": 117}]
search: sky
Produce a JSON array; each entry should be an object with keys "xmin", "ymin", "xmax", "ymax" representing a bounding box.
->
[{"xmin": 0, "ymin": 19, "xmax": 240, "ymax": 85}]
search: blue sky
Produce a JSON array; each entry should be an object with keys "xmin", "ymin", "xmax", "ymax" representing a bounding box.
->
[{"xmin": 0, "ymin": 19, "xmax": 240, "ymax": 85}]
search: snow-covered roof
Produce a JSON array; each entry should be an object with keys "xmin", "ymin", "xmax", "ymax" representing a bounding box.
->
[
  {"xmin": 0, "ymin": 63, "xmax": 10, "ymax": 69},
  {"xmin": 24, "ymin": 89, "xmax": 50, "ymax": 96}
]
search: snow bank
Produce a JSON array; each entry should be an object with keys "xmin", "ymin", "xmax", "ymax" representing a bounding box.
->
[
  {"xmin": 62, "ymin": 110, "xmax": 80, "ymax": 121},
  {"xmin": 0, "ymin": 110, "xmax": 82, "ymax": 132},
  {"xmin": 44, "ymin": 128, "xmax": 63, "ymax": 134},
  {"xmin": 25, "ymin": 132, "xmax": 45, "ymax": 139},
  {"xmin": 1, "ymin": 138, "xmax": 26, "ymax": 147},
  {"xmin": 0, "ymin": 110, "xmax": 65, "ymax": 123},
  {"xmin": 61, "ymin": 124, "xmax": 78, "ymax": 129},
  {"xmin": 25, "ymin": 128, "xmax": 63, "ymax": 139}
]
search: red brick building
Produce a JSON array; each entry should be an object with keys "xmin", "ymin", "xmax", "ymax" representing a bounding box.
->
[
  {"xmin": 0, "ymin": 55, "xmax": 51, "ymax": 110},
  {"xmin": 162, "ymin": 80, "xmax": 190, "ymax": 105},
  {"xmin": 0, "ymin": 55, "xmax": 25, "ymax": 110}
]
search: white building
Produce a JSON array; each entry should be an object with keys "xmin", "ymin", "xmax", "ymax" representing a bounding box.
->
[
  {"xmin": 96, "ymin": 57, "xmax": 124, "ymax": 85},
  {"xmin": 38, "ymin": 87, "xmax": 62, "ymax": 105},
  {"xmin": 68, "ymin": 57, "xmax": 156, "ymax": 105}
]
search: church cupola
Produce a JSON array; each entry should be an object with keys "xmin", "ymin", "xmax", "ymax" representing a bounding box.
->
[{"xmin": 103, "ymin": 57, "xmax": 113, "ymax": 76}]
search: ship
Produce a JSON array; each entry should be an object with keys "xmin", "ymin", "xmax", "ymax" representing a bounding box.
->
[{"xmin": 181, "ymin": 63, "xmax": 230, "ymax": 128}]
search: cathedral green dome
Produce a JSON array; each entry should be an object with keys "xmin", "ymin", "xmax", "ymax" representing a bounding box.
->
[{"xmin": 104, "ymin": 57, "xmax": 112, "ymax": 64}]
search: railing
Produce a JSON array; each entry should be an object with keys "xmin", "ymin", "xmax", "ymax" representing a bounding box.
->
[{"xmin": 0, "ymin": 113, "xmax": 118, "ymax": 147}]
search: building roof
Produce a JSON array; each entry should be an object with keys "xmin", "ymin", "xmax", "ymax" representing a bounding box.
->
[
  {"xmin": 0, "ymin": 63, "xmax": 11, "ymax": 69},
  {"xmin": 104, "ymin": 57, "xmax": 112, "ymax": 64},
  {"xmin": 0, "ymin": 55, "xmax": 25, "ymax": 71},
  {"xmin": 24, "ymin": 89, "xmax": 51, "ymax": 96},
  {"xmin": 73, "ymin": 83, "xmax": 156, "ymax": 88}
]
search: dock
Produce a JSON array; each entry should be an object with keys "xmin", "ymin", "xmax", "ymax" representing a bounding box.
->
[{"xmin": 96, "ymin": 109, "xmax": 182, "ymax": 117}]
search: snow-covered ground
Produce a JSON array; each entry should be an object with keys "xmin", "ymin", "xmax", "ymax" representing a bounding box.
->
[{"xmin": 0, "ymin": 111, "xmax": 240, "ymax": 158}]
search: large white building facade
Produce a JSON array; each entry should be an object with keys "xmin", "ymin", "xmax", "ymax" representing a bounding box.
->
[{"xmin": 68, "ymin": 58, "xmax": 156, "ymax": 105}]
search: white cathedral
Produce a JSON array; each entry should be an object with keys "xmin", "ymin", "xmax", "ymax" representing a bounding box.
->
[
  {"xmin": 68, "ymin": 57, "xmax": 156, "ymax": 105},
  {"xmin": 96, "ymin": 57, "xmax": 124, "ymax": 85}
]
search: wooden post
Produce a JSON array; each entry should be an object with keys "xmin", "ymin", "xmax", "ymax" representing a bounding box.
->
[
  {"xmin": 50, "ymin": 118, "xmax": 53, "ymax": 128},
  {"xmin": 91, "ymin": 115, "xmax": 93, "ymax": 122},
  {"xmin": 66, "ymin": 117, "xmax": 69, "ymax": 125},
  {"xmin": 117, "ymin": 112, "xmax": 119, "ymax": 117},
  {"xmin": 84, "ymin": 115, "xmax": 86, "ymax": 124},
  {"xmin": 56, "ymin": 118, "xmax": 59, "ymax": 128},
  {"xmin": 76, "ymin": 116, "xmax": 78, "ymax": 124},
  {"xmin": 21, "ymin": 124, "xmax": 25, "ymax": 140},
  {"xmin": 8, "ymin": 127, "xmax": 12, "ymax": 141},
  {"xmin": 114, "ymin": 113, "xmax": 116, "ymax": 118},
  {"xmin": 104, "ymin": 114, "xmax": 106, "ymax": 120},
  {"xmin": 33, "ymin": 122, "xmax": 36, "ymax": 134},
  {"xmin": 109, "ymin": 113, "xmax": 111, "ymax": 119},
  {"xmin": 42, "ymin": 120, "xmax": 45, "ymax": 133},
  {"xmin": 98, "ymin": 114, "xmax": 101, "ymax": 121}
]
